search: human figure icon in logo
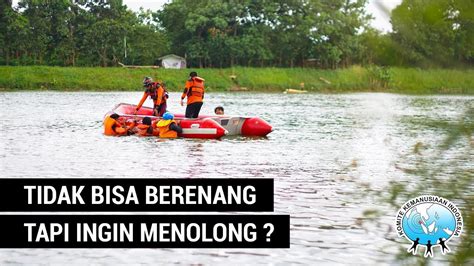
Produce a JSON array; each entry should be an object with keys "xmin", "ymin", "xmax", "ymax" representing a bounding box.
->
[
  {"xmin": 425, "ymin": 240, "xmax": 433, "ymax": 257},
  {"xmin": 407, "ymin": 238, "xmax": 420, "ymax": 255},
  {"xmin": 438, "ymin": 238, "xmax": 450, "ymax": 254}
]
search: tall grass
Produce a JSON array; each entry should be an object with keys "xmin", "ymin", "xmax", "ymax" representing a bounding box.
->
[{"xmin": 0, "ymin": 66, "xmax": 473, "ymax": 94}]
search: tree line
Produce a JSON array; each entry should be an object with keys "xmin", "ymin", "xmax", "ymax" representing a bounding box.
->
[{"xmin": 0, "ymin": 0, "xmax": 472, "ymax": 68}]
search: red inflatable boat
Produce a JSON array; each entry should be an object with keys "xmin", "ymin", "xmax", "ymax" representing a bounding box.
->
[
  {"xmin": 106, "ymin": 103, "xmax": 227, "ymax": 139},
  {"xmin": 106, "ymin": 103, "xmax": 273, "ymax": 138},
  {"xmin": 174, "ymin": 114, "xmax": 273, "ymax": 137}
]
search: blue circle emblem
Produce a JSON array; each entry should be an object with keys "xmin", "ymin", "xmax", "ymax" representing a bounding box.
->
[{"xmin": 402, "ymin": 203, "xmax": 456, "ymax": 244}]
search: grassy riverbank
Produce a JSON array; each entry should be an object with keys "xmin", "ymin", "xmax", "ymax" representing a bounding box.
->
[{"xmin": 0, "ymin": 66, "xmax": 473, "ymax": 94}]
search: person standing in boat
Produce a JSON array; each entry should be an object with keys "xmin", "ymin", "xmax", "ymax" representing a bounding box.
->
[
  {"xmin": 156, "ymin": 112, "xmax": 183, "ymax": 138},
  {"xmin": 135, "ymin": 77, "xmax": 168, "ymax": 116},
  {"xmin": 180, "ymin": 71, "xmax": 205, "ymax": 118}
]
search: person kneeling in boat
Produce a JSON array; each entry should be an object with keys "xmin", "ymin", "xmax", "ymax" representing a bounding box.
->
[
  {"xmin": 181, "ymin": 71, "xmax": 205, "ymax": 118},
  {"xmin": 135, "ymin": 76, "xmax": 169, "ymax": 116},
  {"xmin": 103, "ymin": 113, "xmax": 135, "ymax": 136},
  {"xmin": 136, "ymin": 117, "xmax": 159, "ymax": 136},
  {"xmin": 156, "ymin": 112, "xmax": 182, "ymax": 138}
]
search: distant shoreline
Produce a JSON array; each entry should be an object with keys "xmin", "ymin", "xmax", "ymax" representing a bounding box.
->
[{"xmin": 1, "ymin": 66, "xmax": 473, "ymax": 94}]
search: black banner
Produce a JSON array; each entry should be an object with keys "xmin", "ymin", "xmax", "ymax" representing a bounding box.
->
[
  {"xmin": 0, "ymin": 215, "xmax": 290, "ymax": 248},
  {"xmin": 0, "ymin": 178, "xmax": 273, "ymax": 212}
]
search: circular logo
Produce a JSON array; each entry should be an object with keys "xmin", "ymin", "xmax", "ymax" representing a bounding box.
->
[{"xmin": 395, "ymin": 195, "xmax": 463, "ymax": 257}]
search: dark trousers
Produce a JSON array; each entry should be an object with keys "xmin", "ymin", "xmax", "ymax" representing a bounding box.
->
[
  {"xmin": 185, "ymin": 102, "xmax": 203, "ymax": 118},
  {"xmin": 153, "ymin": 102, "xmax": 167, "ymax": 117}
]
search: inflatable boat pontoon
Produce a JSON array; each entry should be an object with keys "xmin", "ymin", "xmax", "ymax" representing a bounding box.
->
[{"xmin": 106, "ymin": 103, "xmax": 273, "ymax": 138}]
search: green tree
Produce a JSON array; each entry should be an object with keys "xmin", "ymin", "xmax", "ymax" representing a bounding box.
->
[
  {"xmin": 310, "ymin": 0, "xmax": 371, "ymax": 68},
  {"xmin": 0, "ymin": 0, "xmax": 388, "ymax": 68},
  {"xmin": 451, "ymin": 0, "xmax": 474, "ymax": 65},
  {"xmin": 1, "ymin": 1, "xmax": 30, "ymax": 65},
  {"xmin": 18, "ymin": 0, "xmax": 51, "ymax": 64},
  {"xmin": 358, "ymin": 29, "xmax": 401, "ymax": 66},
  {"xmin": 391, "ymin": 0, "xmax": 473, "ymax": 67},
  {"xmin": 126, "ymin": 23, "xmax": 170, "ymax": 65},
  {"xmin": 82, "ymin": 19, "xmax": 126, "ymax": 66}
]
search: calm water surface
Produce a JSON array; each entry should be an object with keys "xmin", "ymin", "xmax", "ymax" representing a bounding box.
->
[{"xmin": 0, "ymin": 91, "xmax": 472, "ymax": 264}]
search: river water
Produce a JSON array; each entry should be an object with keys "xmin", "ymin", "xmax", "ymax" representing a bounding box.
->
[{"xmin": 0, "ymin": 91, "xmax": 472, "ymax": 264}]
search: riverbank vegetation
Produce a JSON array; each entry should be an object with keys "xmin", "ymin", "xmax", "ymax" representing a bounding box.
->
[
  {"xmin": 1, "ymin": 0, "xmax": 473, "ymax": 69},
  {"xmin": 1, "ymin": 66, "xmax": 473, "ymax": 94}
]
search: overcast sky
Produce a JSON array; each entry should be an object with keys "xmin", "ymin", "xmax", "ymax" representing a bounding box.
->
[{"xmin": 13, "ymin": 0, "xmax": 401, "ymax": 32}]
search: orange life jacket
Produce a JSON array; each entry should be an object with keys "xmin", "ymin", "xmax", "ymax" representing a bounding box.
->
[
  {"xmin": 182, "ymin": 77, "xmax": 205, "ymax": 105},
  {"xmin": 103, "ymin": 116, "xmax": 127, "ymax": 136},
  {"xmin": 146, "ymin": 83, "xmax": 168, "ymax": 104},
  {"xmin": 136, "ymin": 124, "xmax": 158, "ymax": 136},
  {"xmin": 137, "ymin": 83, "xmax": 168, "ymax": 110},
  {"xmin": 156, "ymin": 119, "xmax": 178, "ymax": 138}
]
